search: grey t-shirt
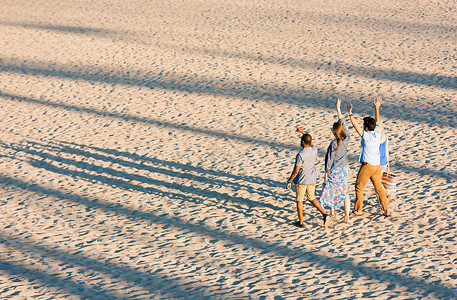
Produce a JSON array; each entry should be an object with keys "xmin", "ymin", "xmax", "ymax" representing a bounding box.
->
[
  {"xmin": 325, "ymin": 119, "xmax": 351, "ymax": 173},
  {"xmin": 293, "ymin": 146, "xmax": 319, "ymax": 185}
]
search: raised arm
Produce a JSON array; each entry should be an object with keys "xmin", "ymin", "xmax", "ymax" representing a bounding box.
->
[
  {"xmin": 347, "ymin": 102, "xmax": 363, "ymax": 137},
  {"xmin": 374, "ymin": 97, "xmax": 383, "ymax": 126},
  {"xmin": 374, "ymin": 97, "xmax": 384, "ymax": 137},
  {"xmin": 295, "ymin": 126, "xmax": 305, "ymax": 135},
  {"xmin": 380, "ymin": 125, "xmax": 386, "ymax": 141},
  {"xmin": 336, "ymin": 99, "xmax": 343, "ymax": 120}
]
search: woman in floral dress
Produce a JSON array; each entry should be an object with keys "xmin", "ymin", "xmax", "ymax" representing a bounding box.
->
[{"xmin": 321, "ymin": 99, "xmax": 351, "ymax": 224}]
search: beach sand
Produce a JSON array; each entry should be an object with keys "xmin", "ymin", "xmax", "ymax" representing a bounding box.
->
[{"xmin": 0, "ymin": 0, "xmax": 456, "ymax": 298}]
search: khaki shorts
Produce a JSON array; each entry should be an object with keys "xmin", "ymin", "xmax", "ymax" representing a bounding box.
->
[{"xmin": 295, "ymin": 183, "xmax": 316, "ymax": 202}]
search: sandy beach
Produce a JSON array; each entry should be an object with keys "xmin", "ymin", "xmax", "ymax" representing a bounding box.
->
[{"xmin": 0, "ymin": 0, "xmax": 456, "ymax": 298}]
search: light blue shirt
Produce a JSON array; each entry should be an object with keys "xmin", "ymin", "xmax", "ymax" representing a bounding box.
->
[
  {"xmin": 380, "ymin": 137, "xmax": 388, "ymax": 167},
  {"xmin": 359, "ymin": 125, "xmax": 381, "ymax": 165}
]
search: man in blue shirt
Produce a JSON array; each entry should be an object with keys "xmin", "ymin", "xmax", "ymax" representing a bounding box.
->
[{"xmin": 347, "ymin": 98, "xmax": 390, "ymax": 217}]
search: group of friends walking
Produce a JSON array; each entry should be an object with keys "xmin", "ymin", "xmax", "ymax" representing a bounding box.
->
[{"xmin": 286, "ymin": 98, "xmax": 391, "ymax": 227}]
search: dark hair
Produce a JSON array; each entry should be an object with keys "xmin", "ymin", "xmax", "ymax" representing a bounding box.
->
[
  {"xmin": 363, "ymin": 117, "xmax": 377, "ymax": 131},
  {"xmin": 301, "ymin": 133, "xmax": 312, "ymax": 145},
  {"xmin": 332, "ymin": 122, "xmax": 347, "ymax": 151}
]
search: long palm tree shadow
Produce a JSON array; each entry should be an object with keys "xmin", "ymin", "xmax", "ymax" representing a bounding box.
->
[
  {"xmin": 0, "ymin": 258, "xmax": 122, "ymax": 299},
  {"xmin": 0, "ymin": 91, "xmax": 297, "ymax": 153},
  {"xmin": 3, "ymin": 10, "xmax": 455, "ymax": 41},
  {"xmin": 0, "ymin": 235, "xmax": 212, "ymax": 299},
  {"xmin": 176, "ymin": 45, "xmax": 457, "ymax": 90},
  {"xmin": 0, "ymin": 20, "xmax": 123, "ymax": 37},
  {"xmin": 0, "ymin": 174, "xmax": 455, "ymax": 299},
  {"xmin": 3, "ymin": 142, "xmax": 288, "ymax": 222},
  {"xmin": 2, "ymin": 92, "xmax": 455, "ymax": 182},
  {"xmin": 4, "ymin": 19, "xmax": 454, "ymax": 91},
  {"xmin": 1, "ymin": 59, "xmax": 455, "ymax": 127}
]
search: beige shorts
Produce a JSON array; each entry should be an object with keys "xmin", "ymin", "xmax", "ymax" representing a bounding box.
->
[{"xmin": 295, "ymin": 183, "xmax": 316, "ymax": 202}]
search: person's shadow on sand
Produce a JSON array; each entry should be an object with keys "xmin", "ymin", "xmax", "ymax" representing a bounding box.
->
[{"xmin": 2, "ymin": 140, "xmax": 295, "ymax": 223}]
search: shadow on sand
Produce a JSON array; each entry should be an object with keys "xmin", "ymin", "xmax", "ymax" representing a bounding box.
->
[
  {"xmin": 1, "ymin": 58, "xmax": 456, "ymax": 128},
  {"xmin": 2, "ymin": 92, "xmax": 455, "ymax": 183},
  {"xmin": 1, "ymin": 141, "xmax": 289, "ymax": 224},
  {"xmin": 0, "ymin": 169, "xmax": 455, "ymax": 299}
]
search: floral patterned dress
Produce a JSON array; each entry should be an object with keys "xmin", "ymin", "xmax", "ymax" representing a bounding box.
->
[{"xmin": 320, "ymin": 166, "xmax": 349, "ymax": 209}]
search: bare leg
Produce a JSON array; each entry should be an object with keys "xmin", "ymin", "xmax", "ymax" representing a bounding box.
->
[
  {"xmin": 310, "ymin": 199, "xmax": 326, "ymax": 215},
  {"xmin": 344, "ymin": 195, "xmax": 351, "ymax": 224},
  {"xmin": 296, "ymin": 201, "xmax": 304, "ymax": 224},
  {"xmin": 310, "ymin": 199, "xmax": 330, "ymax": 226}
]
